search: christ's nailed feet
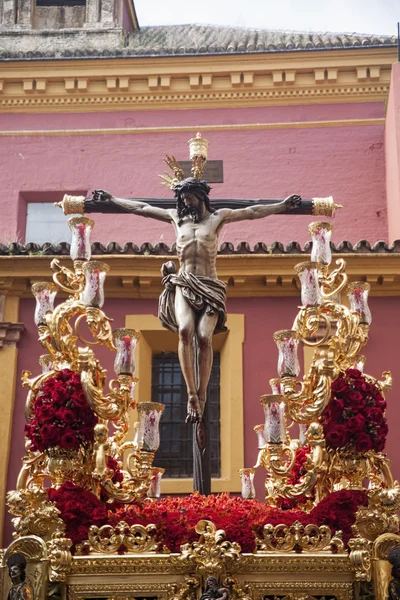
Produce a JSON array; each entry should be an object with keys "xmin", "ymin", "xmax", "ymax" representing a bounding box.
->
[{"xmin": 185, "ymin": 395, "xmax": 202, "ymax": 423}]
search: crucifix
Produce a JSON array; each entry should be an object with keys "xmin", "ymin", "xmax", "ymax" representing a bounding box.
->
[{"xmin": 57, "ymin": 133, "xmax": 340, "ymax": 494}]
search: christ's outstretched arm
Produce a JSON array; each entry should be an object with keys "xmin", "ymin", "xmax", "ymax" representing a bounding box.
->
[
  {"xmin": 92, "ymin": 190, "xmax": 174, "ymax": 223},
  {"xmin": 217, "ymin": 194, "xmax": 302, "ymax": 223}
]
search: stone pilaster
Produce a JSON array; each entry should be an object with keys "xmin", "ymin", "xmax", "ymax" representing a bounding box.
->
[
  {"xmin": 100, "ymin": 0, "xmax": 115, "ymax": 27},
  {"xmin": 85, "ymin": 0, "xmax": 100, "ymax": 27},
  {"xmin": 16, "ymin": 0, "xmax": 32, "ymax": 27},
  {"xmin": 0, "ymin": 0, "xmax": 17, "ymax": 27},
  {"xmin": 0, "ymin": 294, "xmax": 24, "ymax": 546}
]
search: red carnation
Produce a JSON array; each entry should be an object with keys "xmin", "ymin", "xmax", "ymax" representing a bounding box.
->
[
  {"xmin": 60, "ymin": 431, "xmax": 79, "ymax": 449},
  {"xmin": 40, "ymin": 423, "xmax": 61, "ymax": 448},
  {"xmin": 347, "ymin": 413, "xmax": 365, "ymax": 433},
  {"xmin": 348, "ymin": 391, "xmax": 364, "ymax": 406},
  {"xmin": 331, "ymin": 378, "xmax": 350, "ymax": 394},
  {"xmin": 355, "ymin": 432, "xmax": 373, "ymax": 452},
  {"xmin": 323, "ymin": 370, "xmax": 388, "ymax": 453},
  {"xmin": 25, "ymin": 370, "xmax": 98, "ymax": 453},
  {"xmin": 329, "ymin": 398, "xmax": 345, "ymax": 420},
  {"xmin": 71, "ymin": 393, "xmax": 88, "ymax": 409},
  {"xmin": 374, "ymin": 394, "xmax": 387, "ymax": 410},
  {"xmin": 345, "ymin": 368, "xmax": 362, "ymax": 380},
  {"xmin": 325, "ymin": 424, "xmax": 349, "ymax": 449}
]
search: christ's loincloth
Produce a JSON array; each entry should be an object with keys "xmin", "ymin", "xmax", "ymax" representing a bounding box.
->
[{"xmin": 158, "ymin": 269, "xmax": 227, "ymax": 334}]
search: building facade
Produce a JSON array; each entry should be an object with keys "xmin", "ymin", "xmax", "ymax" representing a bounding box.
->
[{"xmin": 1, "ymin": 0, "xmax": 400, "ymax": 546}]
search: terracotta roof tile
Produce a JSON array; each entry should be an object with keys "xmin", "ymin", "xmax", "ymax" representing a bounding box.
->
[
  {"xmin": 1, "ymin": 240, "xmax": 399, "ymax": 256},
  {"xmin": 0, "ymin": 24, "xmax": 395, "ymax": 60}
]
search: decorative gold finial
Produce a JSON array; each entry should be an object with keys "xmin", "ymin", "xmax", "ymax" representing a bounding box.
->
[
  {"xmin": 159, "ymin": 133, "xmax": 210, "ymax": 188},
  {"xmin": 312, "ymin": 197, "xmax": 343, "ymax": 217},
  {"xmin": 54, "ymin": 194, "xmax": 85, "ymax": 215},
  {"xmin": 188, "ymin": 132, "xmax": 209, "ymax": 179}
]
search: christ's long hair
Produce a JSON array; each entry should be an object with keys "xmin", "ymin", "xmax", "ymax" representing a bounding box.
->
[{"xmin": 174, "ymin": 178, "xmax": 215, "ymax": 225}]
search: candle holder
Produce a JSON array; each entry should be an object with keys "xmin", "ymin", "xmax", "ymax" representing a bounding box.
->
[
  {"xmin": 346, "ymin": 282, "xmax": 372, "ymax": 325},
  {"xmin": 31, "ymin": 282, "xmax": 58, "ymax": 326},
  {"xmin": 269, "ymin": 377, "xmax": 283, "ymax": 395},
  {"xmin": 81, "ymin": 261, "xmax": 109, "ymax": 308},
  {"xmin": 113, "ymin": 328, "xmax": 140, "ymax": 376},
  {"xmin": 273, "ymin": 330, "xmax": 300, "ymax": 377},
  {"xmin": 238, "ymin": 468, "xmax": 256, "ymax": 499},
  {"xmin": 137, "ymin": 402, "xmax": 165, "ymax": 452},
  {"xmin": 147, "ymin": 467, "xmax": 165, "ymax": 499},
  {"xmin": 261, "ymin": 394, "xmax": 287, "ymax": 444},
  {"xmin": 252, "ymin": 220, "xmax": 396, "ymax": 514},
  {"xmin": 308, "ymin": 222, "xmax": 333, "ymax": 265},
  {"xmin": 254, "ymin": 424, "xmax": 267, "ymax": 449},
  {"xmin": 294, "ymin": 262, "xmax": 323, "ymax": 307},
  {"xmin": 68, "ymin": 216, "xmax": 94, "ymax": 261},
  {"xmin": 299, "ymin": 423, "xmax": 308, "ymax": 446}
]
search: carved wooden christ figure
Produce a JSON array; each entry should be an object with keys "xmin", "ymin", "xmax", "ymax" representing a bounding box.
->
[{"xmin": 92, "ymin": 178, "xmax": 301, "ymax": 422}]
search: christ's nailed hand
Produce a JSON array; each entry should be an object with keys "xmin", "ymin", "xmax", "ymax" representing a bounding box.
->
[
  {"xmin": 92, "ymin": 189, "xmax": 113, "ymax": 203},
  {"xmin": 283, "ymin": 194, "xmax": 302, "ymax": 211}
]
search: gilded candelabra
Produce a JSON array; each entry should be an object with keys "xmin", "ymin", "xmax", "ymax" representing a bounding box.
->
[
  {"xmin": 244, "ymin": 221, "xmax": 399, "ymax": 521},
  {"xmin": 9, "ymin": 216, "xmax": 165, "ymax": 541}
]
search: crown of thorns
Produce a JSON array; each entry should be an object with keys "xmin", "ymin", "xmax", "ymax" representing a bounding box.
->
[{"xmin": 174, "ymin": 177, "xmax": 211, "ymax": 198}]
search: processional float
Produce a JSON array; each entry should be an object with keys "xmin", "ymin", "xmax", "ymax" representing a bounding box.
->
[{"xmin": 2, "ymin": 135, "xmax": 400, "ymax": 600}]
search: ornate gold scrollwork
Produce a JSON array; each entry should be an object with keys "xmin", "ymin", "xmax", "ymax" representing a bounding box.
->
[
  {"xmin": 47, "ymin": 530, "xmax": 73, "ymax": 582},
  {"xmin": 6, "ymin": 488, "xmax": 64, "ymax": 540},
  {"xmin": 348, "ymin": 537, "xmax": 372, "ymax": 581},
  {"xmin": 51, "ymin": 258, "xmax": 84, "ymax": 296},
  {"xmin": 78, "ymin": 347, "xmax": 132, "ymax": 420},
  {"xmin": 256, "ymin": 520, "xmax": 344, "ymax": 553},
  {"xmin": 22, "ymin": 369, "xmax": 57, "ymax": 420},
  {"xmin": 180, "ymin": 520, "xmax": 242, "ymax": 577},
  {"xmin": 320, "ymin": 258, "xmax": 348, "ymax": 298},
  {"xmin": 282, "ymin": 350, "xmax": 339, "ymax": 424},
  {"xmin": 167, "ymin": 576, "xmax": 200, "ymax": 600},
  {"xmin": 85, "ymin": 522, "xmax": 158, "ymax": 554}
]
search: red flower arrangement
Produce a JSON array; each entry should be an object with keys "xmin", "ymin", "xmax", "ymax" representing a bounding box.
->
[
  {"xmin": 108, "ymin": 489, "xmax": 367, "ymax": 552},
  {"xmin": 47, "ymin": 483, "xmax": 367, "ymax": 552},
  {"xmin": 48, "ymin": 481, "xmax": 108, "ymax": 548},
  {"xmin": 321, "ymin": 368, "xmax": 388, "ymax": 453},
  {"xmin": 280, "ymin": 444, "xmax": 314, "ymax": 510},
  {"xmin": 24, "ymin": 369, "xmax": 98, "ymax": 452},
  {"xmin": 107, "ymin": 456, "xmax": 124, "ymax": 484}
]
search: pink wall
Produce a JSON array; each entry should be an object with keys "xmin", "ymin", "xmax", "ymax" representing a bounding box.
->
[
  {"xmin": 385, "ymin": 62, "xmax": 400, "ymax": 242},
  {"xmin": 0, "ymin": 102, "xmax": 387, "ymax": 247},
  {"xmin": 4, "ymin": 293, "xmax": 400, "ymax": 544}
]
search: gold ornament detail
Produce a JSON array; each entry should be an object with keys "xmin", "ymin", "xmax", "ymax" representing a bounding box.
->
[
  {"xmin": 256, "ymin": 520, "xmax": 344, "ymax": 553},
  {"xmin": 84, "ymin": 522, "xmax": 158, "ymax": 554},
  {"xmin": 167, "ymin": 576, "xmax": 200, "ymax": 600},
  {"xmin": 348, "ymin": 537, "xmax": 372, "ymax": 581},
  {"xmin": 179, "ymin": 520, "xmax": 242, "ymax": 577},
  {"xmin": 47, "ymin": 530, "xmax": 73, "ymax": 582},
  {"xmin": 54, "ymin": 194, "xmax": 85, "ymax": 215},
  {"xmin": 160, "ymin": 132, "xmax": 209, "ymax": 188},
  {"xmin": 312, "ymin": 196, "xmax": 343, "ymax": 217},
  {"xmin": 7, "ymin": 488, "xmax": 64, "ymax": 541}
]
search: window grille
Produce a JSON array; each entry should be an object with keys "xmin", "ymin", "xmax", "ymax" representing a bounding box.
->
[{"xmin": 151, "ymin": 352, "xmax": 220, "ymax": 478}]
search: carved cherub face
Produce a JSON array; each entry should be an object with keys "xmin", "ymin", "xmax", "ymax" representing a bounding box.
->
[{"xmin": 94, "ymin": 424, "xmax": 108, "ymax": 442}]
